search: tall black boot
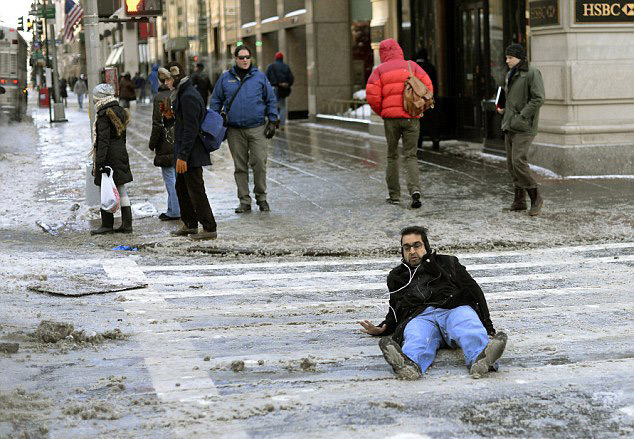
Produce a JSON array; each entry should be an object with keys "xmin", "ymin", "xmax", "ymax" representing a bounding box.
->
[
  {"xmin": 527, "ymin": 188, "xmax": 544, "ymax": 216},
  {"xmin": 510, "ymin": 187, "xmax": 527, "ymax": 211},
  {"xmin": 114, "ymin": 206, "xmax": 133, "ymax": 233},
  {"xmin": 91, "ymin": 209, "xmax": 114, "ymax": 235}
]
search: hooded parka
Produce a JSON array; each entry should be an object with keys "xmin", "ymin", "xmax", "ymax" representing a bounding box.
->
[
  {"xmin": 365, "ymin": 39, "xmax": 433, "ymax": 119},
  {"xmin": 149, "ymin": 84, "xmax": 175, "ymax": 167},
  {"xmin": 94, "ymin": 101, "xmax": 133, "ymax": 187}
]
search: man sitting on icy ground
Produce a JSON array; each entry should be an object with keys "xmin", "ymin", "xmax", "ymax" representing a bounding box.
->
[{"xmin": 359, "ymin": 226, "xmax": 507, "ymax": 379}]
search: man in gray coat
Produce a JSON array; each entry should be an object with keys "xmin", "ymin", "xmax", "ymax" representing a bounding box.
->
[{"xmin": 498, "ymin": 44, "xmax": 546, "ymax": 216}]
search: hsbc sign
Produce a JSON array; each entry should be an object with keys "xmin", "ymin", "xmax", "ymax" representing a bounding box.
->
[{"xmin": 576, "ymin": 1, "xmax": 634, "ymax": 22}]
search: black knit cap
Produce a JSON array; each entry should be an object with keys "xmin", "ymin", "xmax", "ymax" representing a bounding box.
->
[{"xmin": 505, "ymin": 43, "xmax": 526, "ymax": 59}]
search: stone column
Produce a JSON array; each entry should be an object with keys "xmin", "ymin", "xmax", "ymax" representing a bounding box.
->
[
  {"xmin": 530, "ymin": 0, "xmax": 634, "ymax": 175},
  {"xmin": 305, "ymin": 0, "xmax": 352, "ymax": 115},
  {"xmin": 123, "ymin": 23, "xmax": 139, "ymax": 75}
]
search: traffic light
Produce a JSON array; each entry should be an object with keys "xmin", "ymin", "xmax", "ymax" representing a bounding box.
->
[
  {"xmin": 124, "ymin": 0, "xmax": 162, "ymax": 17},
  {"xmin": 27, "ymin": 19, "xmax": 32, "ymax": 31},
  {"xmin": 18, "ymin": 17, "xmax": 24, "ymax": 31},
  {"xmin": 36, "ymin": 20, "xmax": 43, "ymax": 35}
]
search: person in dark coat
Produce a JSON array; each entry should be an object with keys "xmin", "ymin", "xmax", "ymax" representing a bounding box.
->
[
  {"xmin": 166, "ymin": 62, "xmax": 218, "ymax": 241},
  {"xmin": 148, "ymin": 67, "xmax": 180, "ymax": 221},
  {"xmin": 265, "ymin": 52, "xmax": 294, "ymax": 128},
  {"xmin": 90, "ymin": 83, "xmax": 133, "ymax": 235},
  {"xmin": 415, "ymin": 48, "xmax": 441, "ymax": 150},
  {"xmin": 59, "ymin": 78, "xmax": 68, "ymax": 107},
  {"xmin": 119, "ymin": 73, "xmax": 136, "ymax": 108},
  {"xmin": 190, "ymin": 62, "xmax": 214, "ymax": 106},
  {"xmin": 359, "ymin": 226, "xmax": 508, "ymax": 380}
]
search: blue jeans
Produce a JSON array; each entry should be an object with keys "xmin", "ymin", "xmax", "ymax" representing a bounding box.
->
[
  {"xmin": 278, "ymin": 97, "xmax": 287, "ymax": 126},
  {"xmin": 78, "ymin": 94, "xmax": 84, "ymax": 109},
  {"xmin": 401, "ymin": 305, "xmax": 490, "ymax": 373},
  {"xmin": 161, "ymin": 166, "xmax": 180, "ymax": 217}
]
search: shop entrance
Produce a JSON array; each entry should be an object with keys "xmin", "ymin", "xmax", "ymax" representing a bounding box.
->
[{"xmin": 454, "ymin": 0, "xmax": 489, "ymax": 141}]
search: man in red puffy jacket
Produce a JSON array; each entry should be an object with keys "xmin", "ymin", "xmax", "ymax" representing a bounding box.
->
[{"xmin": 366, "ymin": 39, "xmax": 433, "ymax": 209}]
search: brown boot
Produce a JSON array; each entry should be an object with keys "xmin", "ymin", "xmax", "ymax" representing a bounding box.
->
[
  {"xmin": 527, "ymin": 188, "xmax": 544, "ymax": 216},
  {"xmin": 510, "ymin": 187, "xmax": 527, "ymax": 211}
]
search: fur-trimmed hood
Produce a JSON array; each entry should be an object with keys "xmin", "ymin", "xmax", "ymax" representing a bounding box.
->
[{"xmin": 98, "ymin": 101, "xmax": 130, "ymax": 137}]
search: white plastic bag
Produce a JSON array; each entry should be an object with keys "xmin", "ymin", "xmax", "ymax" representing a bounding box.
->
[{"xmin": 100, "ymin": 166, "xmax": 120, "ymax": 213}]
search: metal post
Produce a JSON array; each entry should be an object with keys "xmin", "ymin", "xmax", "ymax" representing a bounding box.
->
[
  {"xmin": 49, "ymin": 22, "xmax": 67, "ymax": 122},
  {"xmin": 83, "ymin": 0, "xmax": 101, "ymax": 132}
]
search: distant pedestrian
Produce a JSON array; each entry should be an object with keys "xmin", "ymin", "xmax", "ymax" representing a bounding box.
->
[
  {"xmin": 497, "ymin": 44, "xmax": 545, "ymax": 216},
  {"xmin": 210, "ymin": 45, "xmax": 278, "ymax": 213},
  {"xmin": 148, "ymin": 63, "xmax": 160, "ymax": 99},
  {"xmin": 414, "ymin": 48, "xmax": 440, "ymax": 150},
  {"xmin": 166, "ymin": 62, "xmax": 218, "ymax": 241},
  {"xmin": 119, "ymin": 73, "xmax": 136, "ymax": 108},
  {"xmin": 73, "ymin": 74, "xmax": 87, "ymax": 109},
  {"xmin": 148, "ymin": 67, "xmax": 180, "ymax": 222},
  {"xmin": 190, "ymin": 62, "xmax": 214, "ymax": 106},
  {"xmin": 359, "ymin": 226, "xmax": 507, "ymax": 380},
  {"xmin": 265, "ymin": 52, "xmax": 294, "ymax": 129},
  {"xmin": 366, "ymin": 39, "xmax": 433, "ymax": 209},
  {"xmin": 133, "ymin": 72, "xmax": 146, "ymax": 103},
  {"xmin": 90, "ymin": 83, "xmax": 134, "ymax": 235},
  {"xmin": 59, "ymin": 78, "xmax": 68, "ymax": 107}
]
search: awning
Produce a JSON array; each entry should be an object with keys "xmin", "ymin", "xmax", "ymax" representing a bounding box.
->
[{"xmin": 105, "ymin": 44, "xmax": 124, "ymax": 66}]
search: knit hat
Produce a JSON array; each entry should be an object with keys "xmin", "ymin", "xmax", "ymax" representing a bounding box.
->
[
  {"xmin": 275, "ymin": 51, "xmax": 283, "ymax": 60},
  {"xmin": 505, "ymin": 44, "xmax": 526, "ymax": 60},
  {"xmin": 92, "ymin": 83, "xmax": 114, "ymax": 101},
  {"xmin": 158, "ymin": 67, "xmax": 171, "ymax": 82}
]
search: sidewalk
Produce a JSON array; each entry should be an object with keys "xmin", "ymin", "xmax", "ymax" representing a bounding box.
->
[{"xmin": 1, "ymin": 95, "xmax": 632, "ymax": 256}]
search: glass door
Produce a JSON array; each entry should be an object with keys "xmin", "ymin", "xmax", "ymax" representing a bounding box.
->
[{"xmin": 455, "ymin": 1, "xmax": 488, "ymax": 140}]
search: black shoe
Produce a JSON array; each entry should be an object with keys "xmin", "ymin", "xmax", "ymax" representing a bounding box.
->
[
  {"xmin": 170, "ymin": 225, "xmax": 198, "ymax": 236},
  {"xmin": 527, "ymin": 188, "xmax": 544, "ymax": 216},
  {"xmin": 378, "ymin": 337, "xmax": 422, "ymax": 380},
  {"xmin": 469, "ymin": 332, "xmax": 508, "ymax": 379},
  {"xmin": 510, "ymin": 188, "xmax": 527, "ymax": 211},
  {"xmin": 432, "ymin": 141, "xmax": 440, "ymax": 151},
  {"xmin": 90, "ymin": 210, "xmax": 114, "ymax": 235},
  {"xmin": 385, "ymin": 197, "xmax": 400, "ymax": 205},
  {"xmin": 257, "ymin": 200, "xmax": 270, "ymax": 212},
  {"xmin": 411, "ymin": 192, "xmax": 422, "ymax": 209},
  {"xmin": 235, "ymin": 204, "xmax": 252, "ymax": 213},
  {"xmin": 159, "ymin": 213, "xmax": 181, "ymax": 221},
  {"xmin": 114, "ymin": 206, "xmax": 133, "ymax": 233}
]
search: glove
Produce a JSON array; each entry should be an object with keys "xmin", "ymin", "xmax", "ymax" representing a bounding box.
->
[
  {"xmin": 264, "ymin": 120, "xmax": 276, "ymax": 139},
  {"xmin": 220, "ymin": 111, "xmax": 228, "ymax": 127}
]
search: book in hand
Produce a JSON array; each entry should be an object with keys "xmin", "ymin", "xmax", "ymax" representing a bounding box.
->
[{"xmin": 495, "ymin": 86, "xmax": 506, "ymax": 109}]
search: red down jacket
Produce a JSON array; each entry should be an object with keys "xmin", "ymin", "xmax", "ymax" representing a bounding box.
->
[{"xmin": 366, "ymin": 39, "xmax": 433, "ymax": 119}]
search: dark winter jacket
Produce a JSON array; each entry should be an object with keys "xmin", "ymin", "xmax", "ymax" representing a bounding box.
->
[
  {"xmin": 119, "ymin": 77, "xmax": 136, "ymax": 101},
  {"xmin": 94, "ymin": 101, "xmax": 133, "ymax": 187},
  {"xmin": 172, "ymin": 78, "xmax": 210, "ymax": 168},
  {"xmin": 379, "ymin": 253, "xmax": 495, "ymax": 346},
  {"xmin": 265, "ymin": 60, "xmax": 294, "ymax": 99},
  {"xmin": 191, "ymin": 70, "xmax": 214, "ymax": 105},
  {"xmin": 148, "ymin": 85, "xmax": 175, "ymax": 167},
  {"xmin": 501, "ymin": 60, "xmax": 545, "ymax": 135},
  {"xmin": 210, "ymin": 65, "xmax": 277, "ymax": 128}
]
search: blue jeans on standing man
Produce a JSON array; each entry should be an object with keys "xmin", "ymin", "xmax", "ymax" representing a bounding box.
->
[
  {"xmin": 278, "ymin": 97, "xmax": 287, "ymax": 126},
  {"xmin": 161, "ymin": 166, "xmax": 180, "ymax": 218},
  {"xmin": 401, "ymin": 305, "xmax": 492, "ymax": 373}
]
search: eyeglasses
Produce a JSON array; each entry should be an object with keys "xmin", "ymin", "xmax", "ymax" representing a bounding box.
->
[
  {"xmin": 237, "ymin": 55, "xmax": 251, "ymax": 60},
  {"xmin": 402, "ymin": 242, "xmax": 424, "ymax": 252}
]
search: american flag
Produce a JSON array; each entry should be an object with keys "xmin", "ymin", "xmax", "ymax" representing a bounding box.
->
[{"xmin": 63, "ymin": 0, "xmax": 84, "ymax": 42}]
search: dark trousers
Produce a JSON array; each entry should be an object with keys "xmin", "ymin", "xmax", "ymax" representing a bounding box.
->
[
  {"xmin": 505, "ymin": 131, "xmax": 538, "ymax": 189},
  {"xmin": 175, "ymin": 166, "xmax": 217, "ymax": 232},
  {"xmin": 417, "ymin": 106, "xmax": 440, "ymax": 148}
]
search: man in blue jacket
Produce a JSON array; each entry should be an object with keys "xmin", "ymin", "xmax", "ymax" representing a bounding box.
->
[
  {"xmin": 166, "ymin": 62, "xmax": 218, "ymax": 240},
  {"xmin": 211, "ymin": 46, "xmax": 278, "ymax": 213}
]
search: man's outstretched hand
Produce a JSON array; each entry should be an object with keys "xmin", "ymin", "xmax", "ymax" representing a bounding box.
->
[{"xmin": 358, "ymin": 320, "xmax": 386, "ymax": 335}]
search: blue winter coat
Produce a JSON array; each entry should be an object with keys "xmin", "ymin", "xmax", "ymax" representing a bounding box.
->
[
  {"xmin": 210, "ymin": 66, "xmax": 277, "ymax": 129},
  {"xmin": 148, "ymin": 64, "xmax": 159, "ymax": 94}
]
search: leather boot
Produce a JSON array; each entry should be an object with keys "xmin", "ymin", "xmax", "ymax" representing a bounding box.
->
[
  {"xmin": 510, "ymin": 187, "xmax": 527, "ymax": 211},
  {"xmin": 114, "ymin": 206, "xmax": 133, "ymax": 233},
  {"xmin": 91, "ymin": 210, "xmax": 114, "ymax": 235},
  {"xmin": 527, "ymin": 188, "xmax": 544, "ymax": 216}
]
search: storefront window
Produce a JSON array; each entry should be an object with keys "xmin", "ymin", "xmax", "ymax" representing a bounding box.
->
[{"xmin": 350, "ymin": 0, "xmax": 372, "ymax": 91}]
